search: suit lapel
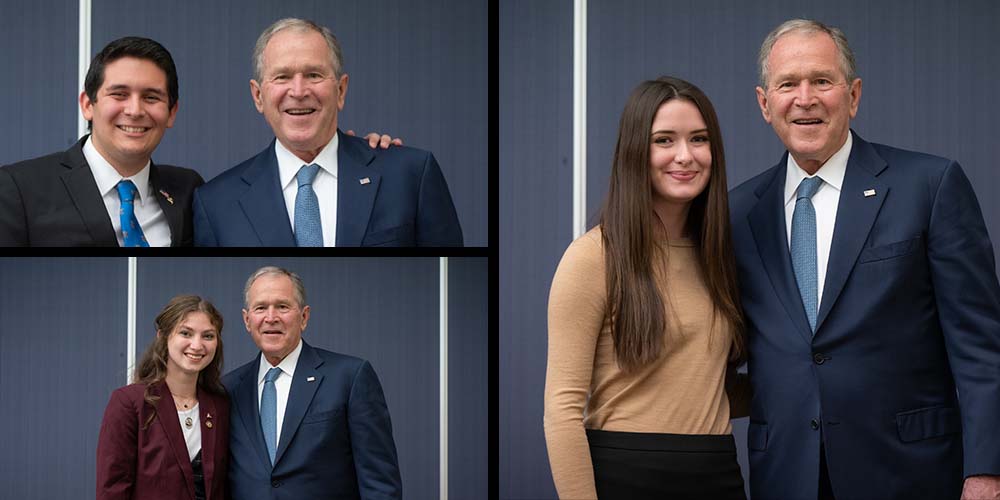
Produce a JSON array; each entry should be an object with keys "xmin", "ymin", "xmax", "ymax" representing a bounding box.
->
[
  {"xmin": 816, "ymin": 133, "xmax": 888, "ymax": 330},
  {"xmin": 233, "ymin": 358, "xmax": 274, "ymax": 471},
  {"xmin": 58, "ymin": 139, "xmax": 118, "ymax": 246},
  {"xmin": 275, "ymin": 341, "xmax": 324, "ymax": 466},
  {"xmin": 748, "ymin": 159, "xmax": 815, "ymax": 343},
  {"xmin": 336, "ymin": 131, "xmax": 380, "ymax": 246},
  {"xmin": 238, "ymin": 142, "xmax": 296, "ymax": 246},
  {"xmin": 152, "ymin": 383, "xmax": 196, "ymax": 500},
  {"xmin": 198, "ymin": 388, "xmax": 218, "ymax": 499},
  {"xmin": 149, "ymin": 163, "xmax": 183, "ymax": 247}
]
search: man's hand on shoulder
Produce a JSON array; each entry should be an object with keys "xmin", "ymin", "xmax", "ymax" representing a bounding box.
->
[
  {"xmin": 962, "ymin": 475, "xmax": 1000, "ymax": 500},
  {"xmin": 345, "ymin": 129, "xmax": 403, "ymax": 149}
]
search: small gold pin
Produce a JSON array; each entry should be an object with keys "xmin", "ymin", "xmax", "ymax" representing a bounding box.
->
[
  {"xmin": 863, "ymin": 189, "xmax": 876, "ymax": 197},
  {"xmin": 159, "ymin": 189, "xmax": 174, "ymax": 204},
  {"xmin": 206, "ymin": 421, "xmax": 213, "ymax": 428},
  {"xmin": 307, "ymin": 376, "xmax": 316, "ymax": 382},
  {"xmin": 359, "ymin": 177, "xmax": 371, "ymax": 185}
]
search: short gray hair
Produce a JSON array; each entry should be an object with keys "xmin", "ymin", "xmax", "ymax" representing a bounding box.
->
[
  {"xmin": 252, "ymin": 17, "xmax": 345, "ymax": 82},
  {"xmin": 243, "ymin": 266, "xmax": 307, "ymax": 308},
  {"xmin": 758, "ymin": 19, "xmax": 857, "ymax": 89}
]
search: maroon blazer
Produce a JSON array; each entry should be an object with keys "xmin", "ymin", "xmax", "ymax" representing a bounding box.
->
[{"xmin": 96, "ymin": 382, "xmax": 229, "ymax": 500}]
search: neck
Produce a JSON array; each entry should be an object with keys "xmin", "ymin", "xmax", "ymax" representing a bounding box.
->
[
  {"xmin": 652, "ymin": 201, "xmax": 691, "ymax": 240},
  {"xmin": 164, "ymin": 369, "xmax": 198, "ymax": 399}
]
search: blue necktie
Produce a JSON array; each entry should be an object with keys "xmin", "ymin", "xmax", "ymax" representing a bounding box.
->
[
  {"xmin": 261, "ymin": 367, "xmax": 281, "ymax": 465},
  {"xmin": 116, "ymin": 180, "xmax": 149, "ymax": 247},
  {"xmin": 791, "ymin": 176, "xmax": 823, "ymax": 333},
  {"xmin": 294, "ymin": 164, "xmax": 323, "ymax": 247}
]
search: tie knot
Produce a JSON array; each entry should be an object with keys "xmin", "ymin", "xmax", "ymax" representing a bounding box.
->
[
  {"xmin": 297, "ymin": 164, "xmax": 320, "ymax": 187},
  {"xmin": 797, "ymin": 176, "xmax": 823, "ymax": 200},
  {"xmin": 265, "ymin": 367, "xmax": 281, "ymax": 383},
  {"xmin": 117, "ymin": 180, "xmax": 138, "ymax": 203}
]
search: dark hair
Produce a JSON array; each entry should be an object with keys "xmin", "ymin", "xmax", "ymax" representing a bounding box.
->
[
  {"xmin": 598, "ymin": 76, "xmax": 745, "ymax": 371},
  {"xmin": 84, "ymin": 36, "xmax": 179, "ymax": 128},
  {"xmin": 134, "ymin": 295, "xmax": 224, "ymax": 429}
]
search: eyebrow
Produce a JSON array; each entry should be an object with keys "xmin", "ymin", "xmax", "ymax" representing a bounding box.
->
[
  {"xmin": 651, "ymin": 128, "xmax": 709, "ymax": 135},
  {"xmin": 104, "ymin": 84, "xmax": 167, "ymax": 96},
  {"xmin": 269, "ymin": 64, "xmax": 330, "ymax": 75}
]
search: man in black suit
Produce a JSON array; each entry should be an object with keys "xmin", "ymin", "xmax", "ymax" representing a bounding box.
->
[{"xmin": 0, "ymin": 36, "xmax": 199, "ymax": 247}]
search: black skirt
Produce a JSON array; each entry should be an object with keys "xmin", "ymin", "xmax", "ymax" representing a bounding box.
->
[{"xmin": 587, "ymin": 429, "xmax": 746, "ymax": 500}]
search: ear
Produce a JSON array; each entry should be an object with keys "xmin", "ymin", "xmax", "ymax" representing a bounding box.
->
[
  {"xmin": 242, "ymin": 309, "xmax": 251, "ymax": 332},
  {"xmin": 80, "ymin": 90, "xmax": 94, "ymax": 121},
  {"xmin": 336, "ymin": 74, "xmax": 348, "ymax": 111},
  {"xmin": 250, "ymin": 80, "xmax": 264, "ymax": 113},
  {"xmin": 847, "ymin": 78, "xmax": 862, "ymax": 119},
  {"xmin": 755, "ymin": 86, "xmax": 772, "ymax": 124},
  {"xmin": 300, "ymin": 305, "xmax": 311, "ymax": 331},
  {"xmin": 166, "ymin": 100, "xmax": 179, "ymax": 128}
]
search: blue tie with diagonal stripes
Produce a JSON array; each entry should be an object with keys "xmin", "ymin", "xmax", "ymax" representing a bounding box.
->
[
  {"xmin": 294, "ymin": 164, "xmax": 323, "ymax": 247},
  {"xmin": 116, "ymin": 180, "xmax": 149, "ymax": 247},
  {"xmin": 791, "ymin": 176, "xmax": 823, "ymax": 333},
  {"xmin": 261, "ymin": 367, "xmax": 281, "ymax": 465}
]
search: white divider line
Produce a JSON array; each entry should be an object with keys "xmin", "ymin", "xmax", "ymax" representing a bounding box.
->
[
  {"xmin": 439, "ymin": 257, "xmax": 449, "ymax": 500},
  {"xmin": 78, "ymin": 0, "xmax": 91, "ymax": 139},
  {"xmin": 126, "ymin": 257, "xmax": 137, "ymax": 385},
  {"xmin": 573, "ymin": 0, "xmax": 587, "ymax": 238}
]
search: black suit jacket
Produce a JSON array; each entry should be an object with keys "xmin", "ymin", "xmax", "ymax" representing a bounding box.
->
[{"xmin": 0, "ymin": 136, "xmax": 203, "ymax": 246}]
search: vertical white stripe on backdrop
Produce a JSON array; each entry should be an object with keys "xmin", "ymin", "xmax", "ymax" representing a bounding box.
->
[
  {"xmin": 439, "ymin": 257, "xmax": 449, "ymax": 500},
  {"xmin": 573, "ymin": 0, "xmax": 587, "ymax": 238},
  {"xmin": 78, "ymin": 0, "xmax": 91, "ymax": 139},
  {"xmin": 126, "ymin": 257, "xmax": 137, "ymax": 385}
]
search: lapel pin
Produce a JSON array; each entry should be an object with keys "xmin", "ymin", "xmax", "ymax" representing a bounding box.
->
[
  {"xmin": 159, "ymin": 189, "xmax": 174, "ymax": 204},
  {"xmin": 307, "ymin": 376, "xmax": 316, "ymax": 382},
  {"xmin": 863, "ymin": 189, "xmax": 876, "ymax": 197},
  {"xmin": 206, "ymin": 421, "xmax": 213, "ymax": 428},
  {"xmin": 359, "ymin": 177, "xmax": 371, "ymax": 185}
]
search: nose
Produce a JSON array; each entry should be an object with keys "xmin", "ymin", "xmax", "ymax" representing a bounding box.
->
[
  {"xmin": 189, "ymin": 335, "xmax": 203, "ymax": 350},
  {"xmin": 264, "ymin": 306, "xmax": 280, "ymax": 322},
  {"xmin": 288, "ymin": 73, "xmax": 309, "ymax": 97},
  {"xmin": 793, "ymin": 80, "xmax": 818, "ymax": 107},
  {"xmin": 123, "ymin": 95, "xmax": 146, "ymax": 117},
  {"xmin": 673, "ymin": 140, "xmax": 691, "ymax": 164}
]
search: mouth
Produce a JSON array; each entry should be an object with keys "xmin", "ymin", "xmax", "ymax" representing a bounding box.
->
[
  {"xmin": 791, "ymin": 118, "xmax": 824, "ymax": 126},
  {"xmin": 666, "ymin": 170, "xmax": 698, "ymax": 181},
  {"xmin": 284, "ymin": 108, "xmax": 316, "ymax": 116},
  {"xmin": 184, "ymin": 353, "xmax": 205, "ymax": 362},
  {"xmin": 117, "ymin": 125, "xmax": 150, "ymax": 135},
  {"xmin": 262, "ymin": 329, "xmax": 283, "ymax": 336}
]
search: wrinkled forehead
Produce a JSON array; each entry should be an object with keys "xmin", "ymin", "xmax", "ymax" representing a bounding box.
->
[{"xmin": 261, "ymin": 29, "xmax": 335, "ymax": 74}]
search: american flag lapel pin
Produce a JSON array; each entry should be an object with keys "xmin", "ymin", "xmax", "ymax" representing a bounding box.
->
[
  {"xmin": 359, "ymin": 177, "xmax": 371, "ymax": 185},
  {"xmin": 159, "ymin": 189, "xmax": 174, "ymax": 204},
  {"xmin": 307, "ymin": 376, "xmax": 316, "ymax": 382},
  {"xmin": 863, "ymin": 189, "xmax": 876, "ymax": 197}
]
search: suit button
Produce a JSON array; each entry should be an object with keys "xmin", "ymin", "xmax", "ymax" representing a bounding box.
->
[
  {"xmin": 271, "ymin": 480, "xmax": 281, "ymax": 488},
  {"xmin": 813, "ymin": 353, "xmax": 826, "ymax": 364},
  {"xmin": 810, "ymin": 419, "xmax": 820, "ymax": 430}
]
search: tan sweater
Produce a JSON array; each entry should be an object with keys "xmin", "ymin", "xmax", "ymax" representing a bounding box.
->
[{"xmin": 544, "ymin": 228, "xmax": 747, "ymax": 499}]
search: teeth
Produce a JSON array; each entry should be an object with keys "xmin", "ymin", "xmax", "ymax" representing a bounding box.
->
[
  {"xmin": 286, "ymin": 109, "xmax": 314, "ymax": 115},
  {"xmin": 119, "ymin": 125, "xmax": 148, "ymax": 133}
]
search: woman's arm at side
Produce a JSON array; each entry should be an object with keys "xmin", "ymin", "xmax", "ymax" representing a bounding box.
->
[{"xmin": 96, "ymin": 388, "xmax": 139, "ymax": 500}]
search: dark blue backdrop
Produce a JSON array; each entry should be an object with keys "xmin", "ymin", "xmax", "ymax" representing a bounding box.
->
[{"xmin": 501, "ymin": 1, "xmax": 1000, "ymax": 498}]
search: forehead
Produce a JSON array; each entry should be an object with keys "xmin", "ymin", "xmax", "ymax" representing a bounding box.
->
[
  {"xmin": 100, "ymin": 56, "xmax": 168, "ymax": 91},
  {"xmin": 651, "ymin": 99, "xmax": 706, "ymax": 131},
  {"xmin": 768, "ymin": 32, "xmax": 842, "ymax": 77},
  {"xmin": 175, "ymin": 311, "xmax": 214, "ymax": 330},
  {"xmin": 248, "ymin": 274, "xmax": 295, "ymax": 300},
  {"xmin": 262, "ymin": 29, "xmax": 334, "ymax": 72}
]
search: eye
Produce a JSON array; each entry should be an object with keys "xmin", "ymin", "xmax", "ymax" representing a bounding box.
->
[
  {"xmin": 144, "ymin": 95, "xmax": 161, "ymax": 103},
  {"xmin": 273, "ymin": 74, "xmax": 289, "ymax": 82},
  {"xmin": 652, "ymin": 136, "xmax": 673, "ymax": 145},
  {"xmin": 203, "ymin": 333, "xmax": 216, "ymax": 341},
  {"xmin": 178, "ymin": 330, "xmax": 192, "ymax": 337},
  {"xmin": 109, "ymin": 92, "xmax": 127, "ymax": 99},
  {"xmin": 691, "ymin": 135, "xmax": 710, "ymax": 143},
  {"xmin": 278, "ymin": 304, "xmax": 290, "ymax": 312}
]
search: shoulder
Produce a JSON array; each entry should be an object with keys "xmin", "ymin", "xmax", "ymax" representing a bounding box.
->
[
  {"xmin": 154, "ymin": 164, "xmax": 205, "ymax": 186},
  {"xmin": 198, "ymin": 147, "xmax": 269, "ymax": 194},
  {"xmin": 222, "ymin": 358, "xmax": 258, "ymax": 391},
  {"xmin": 869, "ymin": 141, "xmax": 955, "ymax": 174},
  {"xmin": 106, "ymin": 383, "xmax": 149, "ymax": 410},
  {"xmin": 343, "ymin": 134, "xmax": 436, "ymax": 171},
  {"xmin": 558, "ymin": 227, "xmax": 605, "ymax": 268},
  {"xmin": 2, "ymin": 149, "xmax": 67, "ymax": 180},
  {"xmin": 729, "ymin": 164, "xmax": 783, "ymax": 210}
]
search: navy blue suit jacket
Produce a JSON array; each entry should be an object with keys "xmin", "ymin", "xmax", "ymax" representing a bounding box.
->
[
  {"xmin": 223, "ymin": 341, "xmax": 401, "ymax": 500},
  {"xmin": 729, "ymin": 131, "xmax": 1000, "ymax": 499},
  {"xmin": 192, "ymin": 131, "xmax": 462, "ymax": 246}
]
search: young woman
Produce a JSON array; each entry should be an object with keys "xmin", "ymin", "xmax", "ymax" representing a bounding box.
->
[
  {"xmin": 544, "ymin": 76, "xmax": 749, "ymax": 499},
  {"xmin": 96, "ymin": 295, "xmax": 229, "ymax": 500}
]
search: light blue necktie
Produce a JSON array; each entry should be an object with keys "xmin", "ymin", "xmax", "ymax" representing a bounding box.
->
[
  {"xmin": 791, "ymin": 176, "xmax": 823, "ymax": 333},
  {"xmin": 116, "ymin": 180, "xmax": 149, "ymax": 247},
  {"xmin": 261, "ymin": 367, "xmax": 281, "ymax": 465},
  {"xmin": 294, "ymin": 164, "xmax": 323, "ymax": 247}
]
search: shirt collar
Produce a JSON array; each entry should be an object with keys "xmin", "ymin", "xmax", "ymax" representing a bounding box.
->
[
  {"xmin": 83, "ymin": 135, "xmax": 153, "ymax": 203},
  {"xmin": 275, "ymin": 133, "xmax": 339, "ymax": 191},
  {"xmin": 783, "ymin": 131, "xmax": 852, "ymax": 205},
  {"xmin": 257, "ymin": 337, "xmax": 304, "ymax": 383}
]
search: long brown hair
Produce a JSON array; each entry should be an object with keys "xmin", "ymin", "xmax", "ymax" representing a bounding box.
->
[
  {"xmin": 134, "ymin": 295, "xmax": 226, "ymax": 428},
  {"xmin": 599, "ymin": 76, "xmax": 745, "ymax": 371}
]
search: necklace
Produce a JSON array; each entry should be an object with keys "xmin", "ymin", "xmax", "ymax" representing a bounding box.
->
[
  {"xmin": 184, "ymin": 416, "xmax": 193, "ymax": 429},
  {"xmin": 170, "ymin": 392, "xmax": 196, "ymax": 409}
]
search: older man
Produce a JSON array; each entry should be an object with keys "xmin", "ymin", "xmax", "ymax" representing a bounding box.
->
[
  {"xmin": 224, "ymin": 266, "xmax": 402, "ymax": 499},
  {"xmin": 729, "ymin": 19, "xmax": 1000, "ymax": 500},
  {"xmin": 193, "ymin": 18, "xmax": 463, "ymax": 247}
]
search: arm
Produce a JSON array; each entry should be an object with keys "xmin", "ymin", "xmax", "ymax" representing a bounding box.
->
[
  {"xmin": 926, "ymin": 162, "xmax": 1000, "ymax": 481},
  {"xmin": 543, "ymin": 233, "xmax": 606, "ymax": 500},
  {"xmin": 725, "ymin": 364, "xmax": 751, "ymax": 419},
  {"xmin": 0, "ymin": 168, "xmax": 28, "ymax": 246},
  {"xmin": 415, "ymin": 152, "xmax": 463, "ymax": 246},
  {"xmin": 348, "ymin": 361, "xmax": 403, "ymax": 500},
  {"xmin": 95, "ymin": 389, "xmax": 139, "ymax": 500}
]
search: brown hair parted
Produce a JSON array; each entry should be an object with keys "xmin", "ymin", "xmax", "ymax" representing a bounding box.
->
[
  {"xmin": 598, "ymin": 76, "xmax": 745, "ymax": 372},
  {"xmin": 134, "ymin": 295, "xmax": 225, "ymax": 428}
]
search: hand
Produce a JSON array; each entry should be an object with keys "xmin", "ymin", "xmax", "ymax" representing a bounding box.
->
[
  {"xmin": 962, "ymin": 475, "xmax": 1000, "ymax": 500},
  {"xmin": 345, "ymin": 129, "xmax": 403, "ymax": 149}
]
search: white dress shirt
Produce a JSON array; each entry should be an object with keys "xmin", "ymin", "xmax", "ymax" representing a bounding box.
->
[
  {"xmin": 256, "ymin": 338, "xmax": 303, "ymax": 447},
  {"xmin": 178, "ymin": 403, "xmax": 202, "ymax": 461},
  {"xmin": 276, "ymin": 135, "xmax": 339, "ymax": 247},
  {"xmin": 783, "ymin": 132, "xmax": 852, "ymax": 306},
  {"xmin": 83, "ymin": 137, "xmax": 171, "ymax": 247}
]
